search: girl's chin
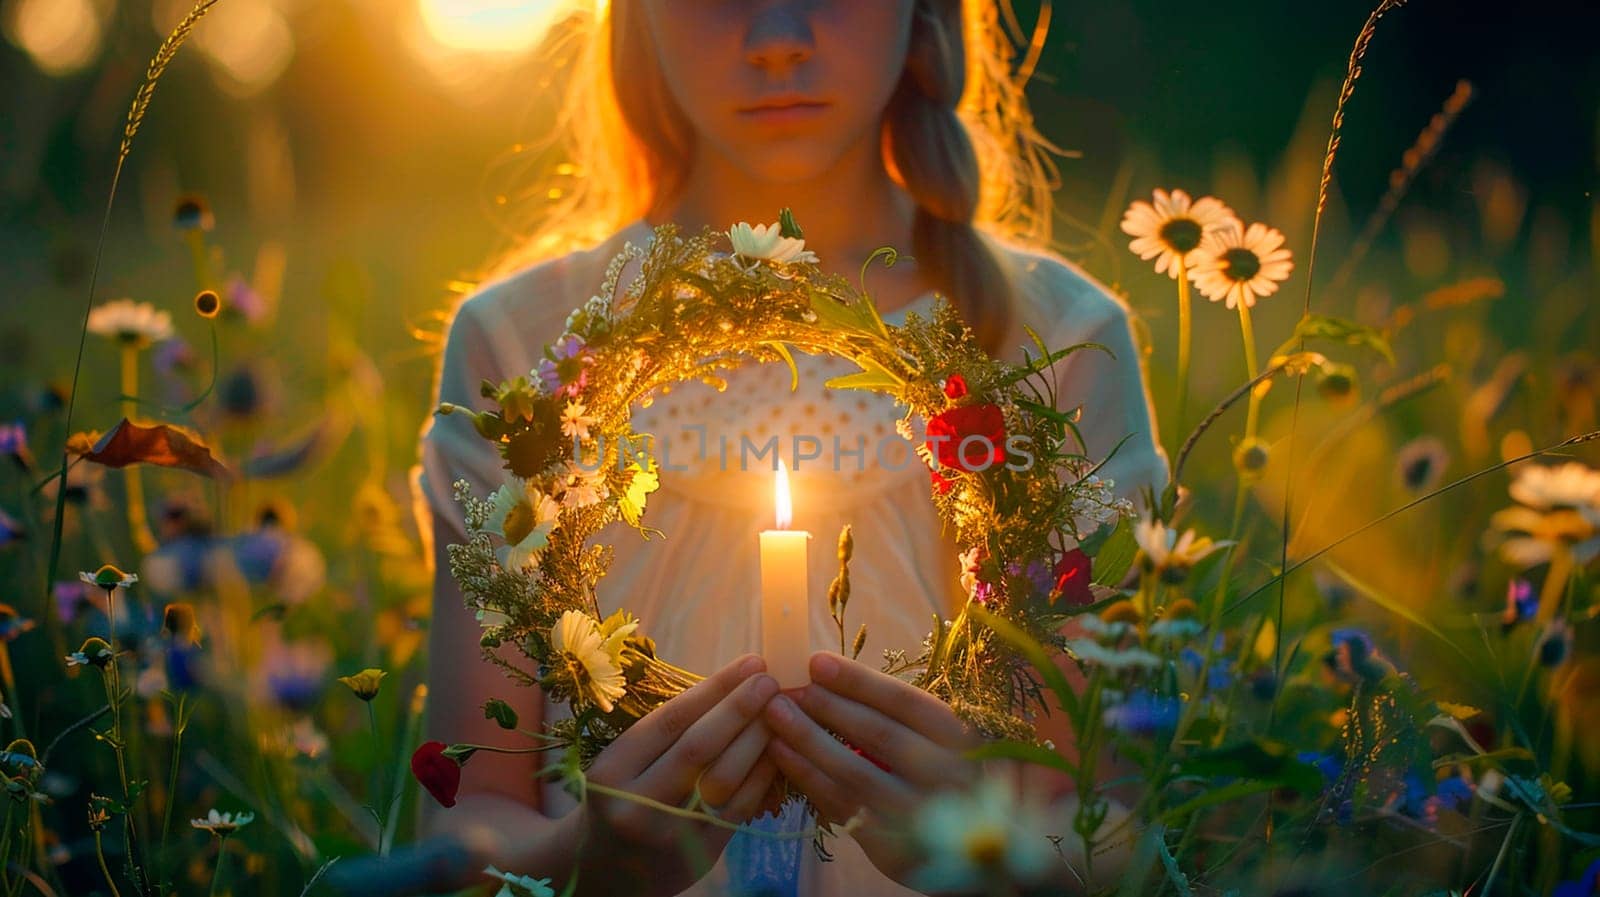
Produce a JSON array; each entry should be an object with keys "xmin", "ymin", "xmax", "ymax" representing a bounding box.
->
[{"xmin": 726, "ymin": 149, "xmax": 849, "ymax": 186}]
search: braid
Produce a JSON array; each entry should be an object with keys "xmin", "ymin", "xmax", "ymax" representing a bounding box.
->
[{"xmin": 885, "ymin": 0, "xmax": 1016, "ymax": 353}]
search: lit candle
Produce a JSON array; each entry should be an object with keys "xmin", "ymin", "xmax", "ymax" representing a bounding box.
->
[{"xmin": 759, "ymin": 460, "xmax": 811, "ymax": 688}]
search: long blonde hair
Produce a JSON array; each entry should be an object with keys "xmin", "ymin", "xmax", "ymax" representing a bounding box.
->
[{"xmin": 477, "ymin": 0, "xmax": 1062, "ymax": 350}]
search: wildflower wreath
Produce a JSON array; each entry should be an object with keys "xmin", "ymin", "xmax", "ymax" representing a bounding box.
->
[{"xmin": 438, "ymin": 212, "xmax": 1131, "ymax": 773}]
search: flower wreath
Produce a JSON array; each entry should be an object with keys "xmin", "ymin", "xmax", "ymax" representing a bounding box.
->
[{"xmin": 439, "ymin": 212, "xmax": 1133, "ymax": 769}]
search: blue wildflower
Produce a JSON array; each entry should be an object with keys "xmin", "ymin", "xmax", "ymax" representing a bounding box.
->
[
  {"xmin": 0, "ymin": 422, "xmax": 31, "ymax": 470},
  {"xmin": 1500, "ymin": 578, "xmax": 1536, "ymax": 630},
  {"xmin": 1554, "ymin": 858, "xmax": 1600, "ymax": 897},
  {"xmin": 1180, "ymin": 646, "xmax": 1235, "ymax": 690},
  {"xmin": 1296, "ymin": 751, "xmax": 1343, "ymax": 785},
  {"xmin": 0, "ymin": 509, "xmax": 22, "ymax": 549},
  {"xmin": 1325, "ymin": 628, "xmax": 1391, "ymax": 684},
  {"xmin": 1102, "ymin": 692, "xmax": 1180, "ymax": 736}
]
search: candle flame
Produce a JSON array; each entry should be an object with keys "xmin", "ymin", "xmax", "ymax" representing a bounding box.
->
[{"xmin": 774, "ymin": 460, "xmax": 792, "ymax": 530}]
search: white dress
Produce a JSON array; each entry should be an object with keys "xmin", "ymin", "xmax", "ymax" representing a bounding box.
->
[{"xmin": 414, "ymin": 218, "xmax": 1168, "ymax": 896}]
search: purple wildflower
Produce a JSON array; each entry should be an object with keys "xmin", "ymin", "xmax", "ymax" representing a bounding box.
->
[
  {"xmin": 55, "ymin": 581, "xmax": 94, "ymax": 624},
  {"xmin": 536, "ymin": 334, "xmax": 592, "ymax": 398}
]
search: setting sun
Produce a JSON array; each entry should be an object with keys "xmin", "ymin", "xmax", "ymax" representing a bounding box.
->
[{"xmin": 416, "ymin": 0, "xmax": 566, "ymax": 54}]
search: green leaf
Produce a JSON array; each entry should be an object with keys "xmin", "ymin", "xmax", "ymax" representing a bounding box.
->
[
  {"xmin": 1175, "ymin": 739, "xmax": 1324, "ymax": 796},
  {"xmin": 1156, "ymin": 824, "xmax": 1195, "ymax": 897},
  {"xmin": 824, "ymin": 355, "xmax": 905, "ymax": 392},
  {"xmin": 968, "ymin": 606, "xmax": 1081, "ymax": 725},
  {"xmin": 1161, "ymin": 779, "xmax": 1284, "ymax": 824},
  {"xmin": 1014, "ymin": 398, "xmax": 1075, "ymax": 424},
  {"xmin": 765, "ymin": 342, "xmax": 800, "ymax": 392},
  {"xmin": 1092, "ymin": 517, "xmax": 1138, "ymax": 586},
  {"xmin": 1432, "ymin": 747, "xmax": 1534, "ymax": 771},
  {"xmin": 965, "ymin": 739, "xmax": 1075, "ymax": 774},
  {"xmin": 483, "ymin": 698, "xmax": 519, "ymax": 730},
  {"xmin": 1276, "ymin": 313, "xmax": 1395, "ymax": 364}
]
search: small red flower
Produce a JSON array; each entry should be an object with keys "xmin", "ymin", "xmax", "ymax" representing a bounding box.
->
[
  {"xmin": 1050, "ymin": 549, "xmax": 1094, "ymax": 606},
  {"xmin": 926, "ymin": 404, "xmax": 1007, "ymax": 472},
  {"xmin": 929, "ymin": 469, "xmax": 955, "ymax": 495},
  {"xmin": 410, "ymin": 741, "xmax": 460, "ymax": 808},
  {"xmin": 942, "ymin": 374, "xmax": 969, "ymax": 401}
]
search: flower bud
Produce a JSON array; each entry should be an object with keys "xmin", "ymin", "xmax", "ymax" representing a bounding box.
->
[
  {"xmin": 1316, "ymin": 362, "xmax": 1358, "ymax": 405},
  {"xmin": 1233, "ymin": 438, "xmax": 1270, "ymax": 476}
]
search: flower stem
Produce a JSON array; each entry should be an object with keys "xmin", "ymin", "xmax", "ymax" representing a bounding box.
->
[
  {"xmin": 1175, "ymin": 260, "xmax": 1192, "ymax": 445},
  {"xmin": 119, "ymin": 345, "xmax": 157, "ymax": 554},
  {"xmin": 159, "ymin": 695, "xmax": 187, "ymax": 891},
  {"xmin": 1237, "ymin": 303, "xmax": 1261, "ymax": 440},
  {"xmin": 207, "ymin": 834, "xmax": 228, "ymax": 897},
  {"xmin": 366, "ymin": 702, "xmax": 386, "ymax": 853},
  {"xmin": 94, "ymin": 829, "xmax": 123, "ymax": 897}
]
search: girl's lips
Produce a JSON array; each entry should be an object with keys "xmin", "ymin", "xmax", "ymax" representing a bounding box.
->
[{"xmin": 738, "ymin": 102, "xmax": 831, "ymax": 125}]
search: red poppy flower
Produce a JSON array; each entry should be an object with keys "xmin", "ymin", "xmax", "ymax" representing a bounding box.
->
[
  {"xmin": 1051, "ymin": 549, "xmax": 1094, "ymax": 606},
  {"xmin": 926, "ymin": 404, "xmax": 1006, "ymax": 472},
  {"xmin": 942, "ymin": 374, "xmax": 969, "ymax": 400},
  {"xmin": 410, "ymin": 741, "xmax": 460, "ymax": 808}
]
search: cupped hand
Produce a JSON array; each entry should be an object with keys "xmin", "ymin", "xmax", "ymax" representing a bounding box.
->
[
  {"xmin": 577, "ymin": 653, "xmax": 783, "ymax": 896},
  {"xmin": 761, "ymin": 651, "xmax": 982, "ymax": 886}
]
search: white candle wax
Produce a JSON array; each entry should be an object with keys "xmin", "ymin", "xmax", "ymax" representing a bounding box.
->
[{"xmin": 759, "ymin": 461, "xmax": 811, "ymax": 687}]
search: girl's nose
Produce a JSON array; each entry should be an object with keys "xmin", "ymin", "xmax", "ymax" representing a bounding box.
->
[{"xmin": 743, "ymin": 4, "xmax": 815, "ymax": 71}]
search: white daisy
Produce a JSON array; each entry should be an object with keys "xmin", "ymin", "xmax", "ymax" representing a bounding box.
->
[
  {"xmin": 1120, "ymin": 189, "xmax": 1238, "ymax": 279},
  {"xmin": 1190, "ymin": 221, "xmax": 1295, "ymax": 309},
  {"xmin": 486, "ymin": 482, "xmax": 559, "ymax": 570},
  {"xmin": 1066, "ymin": 637, "xmax": 1163, "ymax": 672},
  {"xmin": 190, "ymin": 809, "xmax": 254, "ymax": 836},
  {"xmin": 1490, "ymin": 462, "xmax": 1600, "ymax": 567},
  {"xmin": 86, "ymin": 299, "xmax": 174, "ymax": 348},
  {"xmin": 1133, "ymin": 516, "xmax": 1228, "ymax": 582},
  {"xmin": 909, "ymin": 777, "xmax": 1054, "ymax": 894},
  {"xmin": 483, "ymin": 865, "xmax": 555, "ymax": 897},
  {"xmin": 561, "ymin": 399, "xmax": 596, "ymax": 443},
  {"xmin": 728, "ymin": 221, "xmax": 819, "ymax": 265},
  {"xmin": 1509, "ymin": 462, "xmax": 1600, "ymax": 511},
  {"xmin": 550, "ymin": 610, "xmax": 627, "ymax": 713}
]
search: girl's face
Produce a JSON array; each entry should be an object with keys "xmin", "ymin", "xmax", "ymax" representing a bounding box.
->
[{"xmin": 639, "ymin": 0, "xmax": 917, "ymax": 183}]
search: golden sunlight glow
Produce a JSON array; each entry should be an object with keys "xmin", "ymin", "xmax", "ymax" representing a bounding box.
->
[
  {"xmin": 4, "ymin": 0, "xmax": 108, "ymax": 77},
  {"xmin": 151, "ymin": 0, "xmax": 294, "ymax": 98},
  {"xmin": 773, "ymin": 460, "xmax": 793, "ymax": 531},
  {"xmin": 417, "ymin": 0, "xmax": 567, "ymax": 54}
]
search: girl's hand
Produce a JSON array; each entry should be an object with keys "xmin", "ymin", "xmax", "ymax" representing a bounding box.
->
[
  {"xmin": 762, "ymin": 651, "xmax": 982, "ymax": 887},
  {"xmin": 577, "ymin": 653, "xmax": 783, "ymax": 896}
]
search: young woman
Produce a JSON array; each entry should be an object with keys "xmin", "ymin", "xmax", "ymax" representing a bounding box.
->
[{"xmin": 411, "ymin": 2, "xmax": 1166, "ymax": 894}]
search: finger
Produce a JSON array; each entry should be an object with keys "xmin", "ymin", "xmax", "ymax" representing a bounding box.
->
[
  {"xmin": 695, "ymin": 718, "xmax": 773, "ymax": 808},
  {"xmin": 794, "ymin": 684, "xmax": 964, "ymax": 791},
  {"xmin": 808, "ymin": 652, "xmax": 974, "ymax": 750},
  {"xmin": 635, "ymin": 672, "xmax": 779, "ymax": 800},
  {"xmin": 710, "ymin": 755, "xmax": 779, "ymax": 825},
  {"xmin": 766, "ymin": 736, "xmax": 868, "ymax": 827},
  {"xmin": 763, "ymin": 694, "xmax": 916, "ymax": 815},
  {"xmin": 598, "ymin": 654, "xmax": 766, "ymax": 781}
]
